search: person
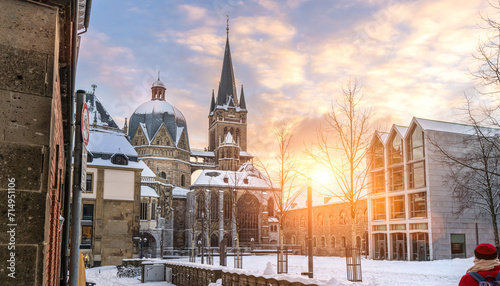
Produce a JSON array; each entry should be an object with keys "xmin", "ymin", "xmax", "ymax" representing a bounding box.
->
[{"xmin": 459, "ymin": 243, "xmax": 500, "ymax": 285}]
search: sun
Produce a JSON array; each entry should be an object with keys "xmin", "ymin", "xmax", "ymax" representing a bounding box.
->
[{"xmin": 310, "ymin": 168, "xmax": 333, "ymax": 189}]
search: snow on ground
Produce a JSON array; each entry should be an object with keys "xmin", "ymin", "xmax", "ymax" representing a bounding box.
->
[{"xmin": 86, "ymin": 255, "xmax": 473, "ymax": 286}]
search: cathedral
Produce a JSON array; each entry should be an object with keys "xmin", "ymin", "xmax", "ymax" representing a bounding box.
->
[{"xmin": 127, "ymin": 24, "xmax": 276, "ymax": 257}]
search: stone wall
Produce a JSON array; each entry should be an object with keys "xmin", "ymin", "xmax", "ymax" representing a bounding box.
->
[{"xmin": 0, "ymin": 0, "xmax": 70, "ymax": 284}]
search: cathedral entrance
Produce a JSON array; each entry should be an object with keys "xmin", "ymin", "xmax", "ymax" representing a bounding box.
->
[{"xmin": 237, "ymin": 193, "xmax": 259, "ymax": 244}]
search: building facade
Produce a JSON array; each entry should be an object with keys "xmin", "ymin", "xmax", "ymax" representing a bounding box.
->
[
  {"xmin": 367, "ymin": 117, "xmax": 499, "ymax": 261},
  {"xmin": 283, "ymin": 200, "xmax": 368, "ymax": 256},
  {"xmin": 81, "ymin": 93, "xmax": 142, "ymax": 266}
]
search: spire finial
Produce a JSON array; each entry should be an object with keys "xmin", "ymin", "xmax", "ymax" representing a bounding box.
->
[
  {"xmin": 91, "ymin": 84, "xmax": 97, "ymax": 94},
  {"xmin": 226, "ymin": 15, "xmax": 229, "ymax": 35}
]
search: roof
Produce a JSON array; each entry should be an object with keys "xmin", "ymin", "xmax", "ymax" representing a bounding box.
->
[
  {"xmin": 152, "ymin": 79, "xmax": 166, "ymax": 88},
  {"xmin": 413, "ymin": 117, "xmax": 489, "ymax": 135},
  {"xmin": 191, "ymin": 163, "xmax": 275, "ymax": 190},
  {"xmin": 216, "ymin": 35, "xmax": 238, "ymax": 108},
  {"xmin": 191, "ymin": 150, "xmax": 215, "ymax": 157},
  {"xmin": 85, "ymin": 92, "xmax": 119, "ymax": 129},
  {"xmin": 139, "ymin": 160, "xmax": 156, "ymax": 177},
  {"xmin": 86, "ymin": 129, "xmax": 137, "ymax": 158},
  {"xmin": 141, "ymin": 186, "xmax": 159, "ymax": 197},
  {"xmin": 129, "ymin": 99, "xmax": 190, "ymax": 148},
  {"xmin": 394, "ymin": 125, "xmax": 408, "ymax": 138},
  {"xmin": 173, "ymin": 186, "xmax": 190, "ymax": 198},
  {"xmin": 88, "ymin": 158, "xmax": 142, "ymax": 169}
]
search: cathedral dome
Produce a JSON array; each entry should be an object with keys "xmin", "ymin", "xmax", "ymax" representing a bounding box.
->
[{"xmin": 128, "ymin": 80, "xmax": 189, "ymax": 148}]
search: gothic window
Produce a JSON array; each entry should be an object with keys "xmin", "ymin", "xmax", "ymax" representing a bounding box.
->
[
  {"xmin": 313, "ymin": 237, "xmax": 317, "ymax": 247},
  {"xmin": 331, "ymin": 236, "xmax": 336, "ymax": 248},
  {"xmin": 211, "ymin": 191, "xmax": 218, "ymax": 221},
  {"xmin": 300, "ymin": 216, "xmax": 305, "ymax": 227},
  {"xmin": 197, "ymin": 192, "xmax": 206, "ymax": 219},
  {"xmin": 267, "ymin": 197, "xmax": 274, "ymax": 217},
  {"xmin": 236, "ymin": 129, "xmax": 240, "ymax": 143},
  {"xmin": 237, "ymin": 193, "xmax": 259, "ymax": 243},
  {"xmin": 224, "ymin": 192, "xmax": 232, "ymax": 220},
  {"xmin": 224, "ymin": 127, "xmax": 228, "ymax": 136},
  {"xmin": 181, "ymin": 174, "xmax": 185, "ymax": 187},
  {"xmin": 140, "ymin": 201, "xmax": 148, "ymax": 220},
  {"xmin": 339, "ymin": 211, "xmax": 347, "ymax": 225},
  {"xmin": 230, "ymin": 128, "xmax": 234, "ymax": 137},
  {"xmin": 151, "ymin": 201, "xmax": 156, "ymax": 220},
  {"xmin": 160, "ymin": 172, "xmax": 166, "ymax": 179},
  {"xmin": 320, "ymin": 236, "xmax": 326, "ymax": 247},
  {"xmin": 318, "ymin": 214, "xmax": 324, "ymax": 226}
]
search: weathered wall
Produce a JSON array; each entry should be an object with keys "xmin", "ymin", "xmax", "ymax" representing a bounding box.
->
[{"xmin": 0, "ymin": 0, "xmax": 67, "ymax": 285}]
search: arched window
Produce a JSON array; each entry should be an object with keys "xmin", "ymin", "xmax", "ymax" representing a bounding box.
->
[
  {"xmin": 292, "ymin": 235, "xmax": 296, "ymax": 244},
  {"xmin": 342, "ymin": 236, "xmax": 346, "ymax": 248},
  {"xmin": 160, "ymin": 172, "xmax": 166, "ymax": 179},
  {"xmin": 356, "ymin": 236, "xmax": 362, "ymax": 248},
  {"xmin": 313, "ymin": 237, "xmax": 317, "ymax": 247},
  {"xmin": 331, "ymin": 236, "xmax": 336, "ymax": 248},
  {"xmin": 224, "ymin": 127, "xmax": 228, "ymax": 137},
  {"xmin": 196, "ymin": 192, "xmax": 206, "ymax": 219},
  {"xmin": 224, "ymin": 192, "xmax": 232, "ymax": 220},
  {"xmin": 181, "ymin": 174, "xmax": 186, "ymax": 187},
  {"xmin": 320, "ymin": 236, "xmax": 326, "ymax": 247},
  {"xmin": 300, "ymin": 216, "xmax": 306, "ymax": 227},
  {"xmin": 317, "ymin": 214, "xmax": 324, "ymax": 226},
  {"xmin": 339, "ymin": 211, "xmax": 347, "ymax": 225},
  {"xmin": 237, "ymin": 193, "xmax": 259, "ymax": 243},
  {"xmin": 211, "ymin": 191, "xmax": 218, "ymax": 221},
  {"xmin": 236, "ymin": 128, "xmax": 240, "ymax": 144},
  {"xmin": 210, "ymin": 233, "xmax": 219, "ymax": 247}
]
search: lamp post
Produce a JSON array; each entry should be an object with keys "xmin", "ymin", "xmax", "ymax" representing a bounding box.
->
[{"xmin": 307, "ymin": 177, "xmax": 313, "ymax": 278}]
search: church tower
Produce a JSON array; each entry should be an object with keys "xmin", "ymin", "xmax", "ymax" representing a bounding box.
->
[{"xmin": 208, "ymin": 20, "xmax": 249, "ymax": 170}]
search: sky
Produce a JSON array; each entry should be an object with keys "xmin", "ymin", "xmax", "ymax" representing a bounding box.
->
[{"xmin": 76, "ymin": 0, "xmax": 492, "ymax": 175}]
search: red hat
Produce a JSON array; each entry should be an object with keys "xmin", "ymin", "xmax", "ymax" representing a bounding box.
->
[{"xmin": 475, "ymin": 243, "xmax": 498, "ymax": 260}]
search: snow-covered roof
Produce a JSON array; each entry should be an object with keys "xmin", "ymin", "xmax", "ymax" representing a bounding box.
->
[
  {"xmin": 85, "ymin": 92, "xmax": 119, "ymax": 130},
  {"xmin": 88, "ymin": 158, "xmax": 142, "ymax": 169},
  {"xmin": 141, "ymin": 186, "xmax": 158, "ymax": 197},
  {"xmin": 139, "ymin": 160, "xmax": 156, "ymax": 177},
  {"xmin": 191, "ymin": 163, "xmax": 275, "ymax": 190},
  {"xmin": 86, "ymin": 129, "xmax": 138, "ymax": 158},
  {"xmin": 191, "ymin": 150, "xmax": 215, "ymax": 157},
  {"xmin": 173, "ymin": 186, "xmax": 190, "ymax": 198},
  {"xmin": 152, "ymin": 79, "xmax": 166, "ymax": 88},
  {"xmin": 240, "ymin": 151, "xmax": 253, "ymax": 158},
  {"xmin": 394, "ymin": 125, "xmax": 408, "ymax": 138},
  {"xmin": 268, "ymin": 217, "xmax": 279, "ymax": 223},
  {"xmin": 412, "ymin": 117, "xmax": 498, "ymax": 135}
]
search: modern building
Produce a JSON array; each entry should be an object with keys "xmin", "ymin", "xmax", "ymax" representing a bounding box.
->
[
  {"xmin": 0, "ymin": 0, "xmax": 90, "ymax": 284},
  {"xmin": 367, "ymin": 117, "xmax": 500, "ymax": 261},
  {"xmin": 81, "ymin": 92, "xmax": 142, "ymax": 266}
]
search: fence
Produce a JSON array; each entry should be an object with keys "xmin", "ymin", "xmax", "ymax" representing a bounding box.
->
[{"xmin": 162, "ymin": 261, "xmax": 320, "ymax": 286}]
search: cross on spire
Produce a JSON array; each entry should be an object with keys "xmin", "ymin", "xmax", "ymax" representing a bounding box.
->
[{"xmin": 226, "ymin": 15, "xmax": 229, "ymax": 35}]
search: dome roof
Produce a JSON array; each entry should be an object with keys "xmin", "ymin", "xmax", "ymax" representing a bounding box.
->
[
  {"xmin": 152, "ymin": 79, "xmax": 166, "ymax": 88},
  {"xmin": 128, "ymin": 99, "xmax": 189, "ymax": 148}
]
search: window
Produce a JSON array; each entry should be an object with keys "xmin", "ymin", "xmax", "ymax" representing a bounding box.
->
[
  {"xmin": 410, "ymin": 192, "xmax": 427, "ymax": 218},
  {"xmin": 372, "ymin": 225, "xmax": 387, "ymax": 231},
  {"xmin": 320, "ymin": 236, "xmax": 326, "ymax": 247},
  {"xmin": 371, "ymin": 139, "xmax": 385, "ymax": 169},
  {"xmin": 181, "ymin": 175, "xmax": 186, "ymax": 186},
  {"xmin": 390, "ymin": 224, "xmax": 406, "ymax": 230},
  {"xmin": 151, "ymin": 201, "xmax": 156, "ymax": 220},
  {"xmin": 211, "ymin": 191, "xmax": 218, "ymax": 221},
  {"xmin": 318, "ymin": 214, "xmax": 324, "ymax": 226},
  {"xmin": 389, "ymin": 166, "xmax": 404, "ymax": 191},
  {"xmin": 331, "ymin": 236, "xmax": 336, "ymax": 248},
  {"xmin": 389, "ymin": 134, "xmax": 403, "ymax": 165},
  {"xmin": 111, "ymin": 154, "xmax": 128, "ymax": 165},
  {"xmin": 292, "ymin": 236, "xmax": 296, "ymax": 244},
  {"xmin": 300, "ymin": 216, "xmax": 306, "ymax": 227},
  {"xmin": 140, "ymin": 201, "xmax": 148, "ymax": 220},
  {"xmin": 160, "ymin": 172, "xmax": 167, "ymax": 179},
  {"xmin": 410, "ymin": 223, "xmax": 428, "ymax": 230},
  {"xmin": 372, "ymin": 170, "xmax": 385, "ymax": 193},
  {"xmin": 408, "ymin": 126, "xmax": 424, "ymax": 160},
  {"xmin": 342, "ymin": 236, "xmax": 346, "ymax": 248},
  {"xmin": 373, "ymin": 198, "xmax": 386, "ymax": 220},
  {"xmin": 268, "ymin": 197, "xmax": 274, "ymax": 217},
  {"xmin": 356, "ymin": 236, "xmax": 361, "ymax": 248},
  {"xmin": 224, "ymin": 192, "xmax": 232, "ymax": 220},
  {"xmin": 81, "ymin": 225, "xmax": 92, "ymax": 247},
  {"xmin": 339, "ymin": 211, "xmax": 347, "ymax": 225},
  {"xmin": 409, "ymin": 161, "xmax": 426, "ymax": 189},
  {"xmin": 390, "ymin": 196, "xmax": 405, "ymax": 219},
  {"xmin": 313, "ymin": 237, "xmax": 317, "ymax": 247},
  {"xmin": 85, "ymin": 173, "xmax": 93, "ymax": 193},
  {"xmin": 82, "ymin": 204, "xmax": 94, "ymax": 221}
]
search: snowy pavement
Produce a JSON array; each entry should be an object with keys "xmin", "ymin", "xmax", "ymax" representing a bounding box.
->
[{"xmin": 85, "ymin": 255, "xmax": 472, "ymax": 285}]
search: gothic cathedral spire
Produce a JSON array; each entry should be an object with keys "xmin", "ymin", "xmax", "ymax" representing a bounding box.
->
[{"xmin": 216, "ymin": 18, "xmax": 238, "ymax": 107}]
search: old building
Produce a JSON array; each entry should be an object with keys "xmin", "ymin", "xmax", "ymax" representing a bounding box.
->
[
  {"xmin": 367, "ymin": 117, "xmax": 500, "ymax": 261},
  {"xmin": 0, "ymin": 0, "xmax": 90, "ymax": 284},
  {"xmin": 188, "ymin": 163, "xmax": 276, "ymax": 250},
  {"xmin": 283, "ymin": 199, "xmax": 368, "ymax": 256},
  {"xmin": 81, "ymin": 92, "xmax": 141, "ymax": 266}
]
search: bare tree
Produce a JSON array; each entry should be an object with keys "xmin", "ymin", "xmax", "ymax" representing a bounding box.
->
[
  {"xmin": 256, "ymin": 124, "xmax": 303, "ymax": 273},
  {"xmin": 306, "ymin": 77, "xmax": 373, "ymax": 246}
]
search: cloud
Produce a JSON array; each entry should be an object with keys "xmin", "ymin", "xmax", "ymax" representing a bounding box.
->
[{"xmin": 178, "ymin": 4, "xmax": 207, "ymax": 21}]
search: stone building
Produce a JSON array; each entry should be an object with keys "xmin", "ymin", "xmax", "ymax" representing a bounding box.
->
[
  {"xmin": 0, "ymin": 0, "xmax": 90, "ymax": 284},
  {"xmin": 81, "ymin": 92, "xmax": 142, "ymax": 266},
  {"xmin": 282, "ymin": 199, "xmax": 368, "ymax": 256},
  {"xmin": 367, "ymin": 117, "xmax": 500, "ymax": 261},
  {"xmin": 188, "ymin": 163, "xmax": 277, "ymax": 251}
]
